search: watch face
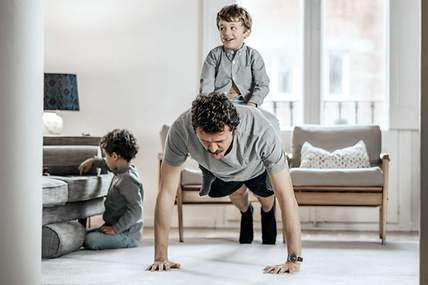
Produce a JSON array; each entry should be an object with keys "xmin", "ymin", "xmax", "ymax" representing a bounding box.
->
[{"xmin": 287, "ymin": 254, "xmax": 302, "ymax": 263}]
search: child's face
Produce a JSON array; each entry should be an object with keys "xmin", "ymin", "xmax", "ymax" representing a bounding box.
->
[
  {"xmin": 218, "ymin": 19, "xmax": 250, "ymax": 51},
  {"xmin": 103, "ymin": 149, "xmax": 119, "ymax": 170}
]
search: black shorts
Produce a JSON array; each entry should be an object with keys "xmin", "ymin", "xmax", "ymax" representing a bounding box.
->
[{"xmin": 208, "ymin": 171, "xmax": 274, "ymax": 198}]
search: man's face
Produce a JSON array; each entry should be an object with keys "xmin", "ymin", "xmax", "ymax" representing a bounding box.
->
[
  {"xmin": 196, "ymin": 126, "xmax": 234, "ymax": 160},
  {"xmin": 218, "ymin": 19, "xmax": 249, "ymax": 50}
]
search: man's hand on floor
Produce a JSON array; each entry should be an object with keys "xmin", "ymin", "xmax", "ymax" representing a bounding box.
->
[
  {"xmin": 146, "ymin": 260, "xmax": 181, "ymax": 272},
  {"xmin": 263, "ymin": 262, "xmax": 300, "ymax": 274}
]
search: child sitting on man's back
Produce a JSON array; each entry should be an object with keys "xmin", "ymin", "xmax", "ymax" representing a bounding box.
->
[
  {"xmin": 79, "ymin": 129, "xmax": 143, "ymax": 250},
  {"xmin": 200, "ymin": 4, "xmax": 269, "ymax": 108}
]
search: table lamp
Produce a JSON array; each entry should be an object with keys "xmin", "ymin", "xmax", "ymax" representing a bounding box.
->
[{"xmin": 43, "ymin": 73, "xmax": 80, "ymax": 134}]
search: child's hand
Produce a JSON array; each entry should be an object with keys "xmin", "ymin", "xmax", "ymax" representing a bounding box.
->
[
  {"xmin": 78, "ymin": 158, "xmax": 94, "ymax": 175},
  {"xmin": 100, "ymin": 226, "xmax": 116, "ymax": 235},
  {"xmin": 246, "ymin": 102, "xmax": 257, "ymax": 107}
]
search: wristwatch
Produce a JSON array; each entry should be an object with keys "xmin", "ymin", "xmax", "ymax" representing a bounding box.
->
[{"xmin": 287, "ymin": 254, "xmax": 303, "ymax": 263}]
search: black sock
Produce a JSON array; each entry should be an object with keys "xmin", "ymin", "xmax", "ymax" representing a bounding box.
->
[
  {"xmin": 239, "ymin": 204, "xmax": 254, "ymax": 244},
  {"xmin": 261, "ymin": 200, "xmax": 277, "ymax": 244}
]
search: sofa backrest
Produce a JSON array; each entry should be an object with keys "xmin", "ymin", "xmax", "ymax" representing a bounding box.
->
[
  {"xmin": 43, "ymin": 136, "xmax": 101, "ymax": 146},
  {"xmin": 290, "ymin": 125, "xmax": 382, "ymax": 167},
  {"xmin": 160, "ymin": 125, "xmax": 170, "ymax": 152},
  {"xmin": 43, "ymin": 136, "xmax": 103, "ymax": 176}
]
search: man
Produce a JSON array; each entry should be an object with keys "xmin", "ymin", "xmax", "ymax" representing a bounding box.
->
[{"xmin": 147, "ymin": 93, "xmax": 302, "ymax": 274}]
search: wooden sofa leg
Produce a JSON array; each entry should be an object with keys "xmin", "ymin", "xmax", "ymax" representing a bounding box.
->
[
  {"xmin": 78, "ymin": 218, "xmax": 87, "ymax": 229},
  {"xmin": 177, "ymin": 187, "xmax": 184, "ymax": 242}
]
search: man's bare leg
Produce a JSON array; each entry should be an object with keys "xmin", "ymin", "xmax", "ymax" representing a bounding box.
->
[
  {"xmin": 229, "ymin": 185, "xmax": 249, "ymax": 211},
  {"xmin": 255, "ymin": 195, "xmax": 275, "ymax": 212},
  {"xmin": 229, "ymin": 185, "xmax": 253, "ymax": 243}
]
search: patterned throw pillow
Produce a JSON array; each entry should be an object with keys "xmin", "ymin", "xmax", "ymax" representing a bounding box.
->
[{"xmin": 300, "ymin": 140, "xmax": 371, "ymax": 169}]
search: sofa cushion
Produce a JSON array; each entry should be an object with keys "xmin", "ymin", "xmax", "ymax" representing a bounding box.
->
[
  {"xmin": 42, "ymin": 197, "xmax": 105, "ymax": 225},
  {"xmin": 300, "ymin": 140, "xmax": 370, "ymax": 169},
  {"xmin": 49, "ymin": 173, "xmax": 112, "ymax": 202},
  {"xmin": 291, "ymin": 125, "xmax": 381, "ymax": 168},
  {"xmin": 181, "ymin": 168, "xmax": 203, "ymax": 185},
  {"xmin": 289, "ymin": 167, "xmax": 384, "ymax": 187},
  {"xmin": 42, "ymin": 177, "xmax": 68, "ymax": 207},
  {"xmin": 182, "ymin": 189, "xmax": 232, "ymax": 203},
  {"xmin": 43, "ymin": 145, "xmax": 101, "ymax": 175}
]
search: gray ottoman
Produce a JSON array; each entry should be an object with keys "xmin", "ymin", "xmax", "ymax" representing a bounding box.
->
[{"xmin": 42, "ymin": 221, "xmax": 86, "ymax": 258}]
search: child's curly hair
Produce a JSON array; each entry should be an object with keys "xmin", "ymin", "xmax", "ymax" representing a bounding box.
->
[
  {"xmin": 191, "ymin": 93, "xmax": 240, "ymax": 133},
  {"xmin": 216, "ymin": 4, "xmax": 252, "ymax": 32},
  {"xmin": 100, "ymin": 129, "xmax": 138, "ymax": 162}
]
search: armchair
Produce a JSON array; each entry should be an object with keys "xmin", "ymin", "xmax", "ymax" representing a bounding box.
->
[{"xmin": 288, "ymin": 125, "xmax": 390, "ymax": 244}]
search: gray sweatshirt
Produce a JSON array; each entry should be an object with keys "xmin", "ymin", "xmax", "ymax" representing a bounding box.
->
[{"xmin": 93, "ymin": 158, "xmax": 144, "ymax": 241}]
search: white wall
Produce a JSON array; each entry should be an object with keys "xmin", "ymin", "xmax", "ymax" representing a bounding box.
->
[{"xmin": 44, "ymin": 0, "xmax": 201, "ymax": 223}]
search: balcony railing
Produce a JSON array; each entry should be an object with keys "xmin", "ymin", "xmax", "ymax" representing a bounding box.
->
[
  {"xmin": 322, "ymin": 99, "xmax": 384, "ymax": 125},
  {"xmin": 263, "ymin": 99, "xmax": 299, "ymax": 128},
  {"xmin": 262, "ymin": 99, "xmax": 384, "ymax": 128}
]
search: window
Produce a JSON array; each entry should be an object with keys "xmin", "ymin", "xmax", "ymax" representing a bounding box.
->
[
  {"xmin": 280, "ymin": 66, "xmax": 292, "ymax": 94},
  {"xmin": 241, "ymin": 0, "xmax": 303, "ymax": 129},
  {"xmin": 328, "ymin": 51, "xmax": 345, "ymax": 95},
  {"xmin": 239, "ymin": 0, "xmax": 387, "ymax": 129},
  {"xmin": 321, "ymin": 0, "xmax": 387, "ymax": 126}
]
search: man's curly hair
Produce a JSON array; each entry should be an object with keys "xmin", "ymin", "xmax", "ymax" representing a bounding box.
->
[
  {"xmin": 100, "ymin": 129, "xmax": 139, "ymax": 162},
  {"xmin": 191, "ymin": 93, "xmax": 240, "ymax": 133}
]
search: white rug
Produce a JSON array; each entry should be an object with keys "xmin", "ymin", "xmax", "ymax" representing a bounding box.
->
[{"xmin": 42, "ymin": 231, "xmax": 418, "ymax": 285}]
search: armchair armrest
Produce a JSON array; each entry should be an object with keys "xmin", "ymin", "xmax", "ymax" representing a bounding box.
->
[
  {"xmin": 380, "ymin": 153, "xmax": 390, "ymax": 162},
  {"xmin": 286, "ymin": 152, "xmax": 293, "ymax": 168},
  {"xmin": 380, "ymin": 153, "xmax": 390, "ymax": 174},
  {"xmin": 157, "ymin": 153, "xmax": 164, "ymax": 187}
]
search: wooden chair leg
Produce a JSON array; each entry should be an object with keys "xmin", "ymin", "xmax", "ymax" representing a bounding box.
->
[
  {"xmin": 176, "ymin": 187, "xmax": 184, "ymax": 242},
  {"xmin": 380, "ymin": 205, "xmax": 386, "ymax": 245},
  {"xmin": 380, "ymin": 157, "xmax": 389, "ymax": 245}
]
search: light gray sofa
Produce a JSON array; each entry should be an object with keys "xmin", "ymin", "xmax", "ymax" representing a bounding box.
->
[{"xmin": 42, "ymin": 136, "xmax": 113, "ymax": 258}]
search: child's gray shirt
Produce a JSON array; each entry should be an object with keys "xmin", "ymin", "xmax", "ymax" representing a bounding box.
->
[
  {"xmin": 200, "ymin": 44, "xmax": 270, "ymax": 106},
  {"xmin": 93, "ymin": 160, "xmax": 144, "ymax": 241}
]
